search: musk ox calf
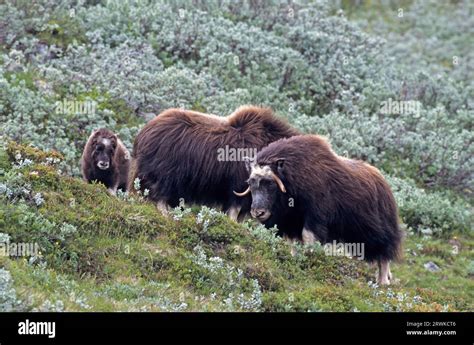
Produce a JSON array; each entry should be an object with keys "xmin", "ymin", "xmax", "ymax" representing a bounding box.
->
[
  {"xmin": 81, "ymin": 128, "xmax": 130, "ymax": 195},
  {"xmin": 130, "ymin": 106, "xmax": 299, "ymax": 220},
  {"xmin": 235, "ymin": 134, "xmax": 403, "ymax": 285}
]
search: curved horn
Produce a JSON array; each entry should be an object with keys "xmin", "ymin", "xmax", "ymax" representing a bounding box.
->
[
  {"xmin": 233, "ymin": 187, "xmax": 251, "ymax": 197},
  {"xmin": 271, "ymin": 172, "xmax": 286, "ymax": 193}
]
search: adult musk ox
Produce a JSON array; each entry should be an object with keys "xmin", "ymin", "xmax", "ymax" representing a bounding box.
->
[
  {"xmin": 129, "ymin": 106, "xmax": 299, "ymax": 220},
  {"xmin": 81, "ymin": 128, "xmax": 130, "ymax": 194},
  {"xmin": 234, "ymin": 134, "xmax": 403, "ymax": 285}
]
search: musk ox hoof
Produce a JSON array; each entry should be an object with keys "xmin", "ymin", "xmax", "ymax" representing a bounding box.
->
[{"xmin": 378, "ymin": 276, "xmax": 391, "ymax": 286}]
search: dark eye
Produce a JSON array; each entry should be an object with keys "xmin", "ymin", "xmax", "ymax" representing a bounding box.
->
[{"xmin": 247, "ymin": 178, "xmax": 258, "ymax": 188}]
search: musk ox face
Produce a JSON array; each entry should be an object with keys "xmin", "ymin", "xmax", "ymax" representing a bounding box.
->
[
  {"xmin": 234, "ymin": 159, "xmax": 286, "ymax": 222},
  {"xmin": 91, "ymin": 134, "xmax": 117, "ymax": 171}
]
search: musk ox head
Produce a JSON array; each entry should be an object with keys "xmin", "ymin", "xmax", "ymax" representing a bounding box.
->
[
  {"xmin": 90, "ymin": 129, "xmax": 118, "ymax": 171},
  {"xmin": 234, "ymin": 158, "xmax": 286, "ymax": 222}
]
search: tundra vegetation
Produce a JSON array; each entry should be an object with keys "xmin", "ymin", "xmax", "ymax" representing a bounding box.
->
[{"xmin": 0, "ymin": 0, "xmax": 472, "ymax": 311}]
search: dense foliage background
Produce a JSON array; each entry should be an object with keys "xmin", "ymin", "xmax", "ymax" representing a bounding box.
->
[{"xmin": 0, "ymin": 0, "xmax": 472, "ymax": 311}]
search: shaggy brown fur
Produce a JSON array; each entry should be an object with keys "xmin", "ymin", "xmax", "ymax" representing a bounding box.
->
[
  {"xmin": 129, "ymin": 106, "xmax": 299, "ymax": 219},
  {"xmin": 240, "ymin": 134, "xmax": 403, "ymax": 284},
  {"xmin": 81, "ymin": 128, "xmax": 130, "ymax": 194}
]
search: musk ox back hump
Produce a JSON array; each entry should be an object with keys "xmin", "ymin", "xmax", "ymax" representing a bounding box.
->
[{"xmin": 130, "ymin": 106, "xmax": 299, "ymax": 210}]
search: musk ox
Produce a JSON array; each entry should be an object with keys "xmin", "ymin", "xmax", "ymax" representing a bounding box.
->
[
  {"xmin": 234, "ymin": 134, "xmax": 403, "ymax": 285},
  {"xmin": 129, "ymin": 106, "xmax": 299, "ymax": 220},
  {"xmin": 81, "ymin": 128, "xmax": 130, "ymax": 194}
]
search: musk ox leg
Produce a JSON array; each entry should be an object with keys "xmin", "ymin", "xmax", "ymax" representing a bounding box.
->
[
  {"xmin": 377, "ymin": 260, "xmax": 391, "ymax": 285},
  {"xmin": 236, "ymin": 211, "xmax": 249, "ymax": 223},
  {"xmin": 156, "ymin": 200, "xmax": 170, "ymax": 215},
  {"xmin": 107, "ymin": 185, "xmax": 118, "ymax": 196},
  {"xmin": 226, "ymin": 205, "xmax": 242, "ymax": 222},
  {"xmin": 303, "ymin": 222, "xmax": 327, "ymax": 244},
  {"xmin": 302, "ymin": 228, "xmax": 316, "ymax": 245},
  {"xmin": 283, "ymin": 235, "xmax": 298, "ymax": 256}
]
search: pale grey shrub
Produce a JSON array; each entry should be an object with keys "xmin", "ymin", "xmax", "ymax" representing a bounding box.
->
[
  {"xmin": 387, "ymin": 175, "xmax": 472, "ymax": 234},
  {"xmin": 190, "ymin": 245, "xmax": 263, "ymax": 311},
  {"xmin": 351, "ymin": 0, "xmax": 474, "ymax": 85},
  {"xmin": 0, "ymin": 268, "xmax": 21, "ymax": 311},
  {"xmin": 43, "ymin": 41, "xmax": 166, "ymax": 113}
]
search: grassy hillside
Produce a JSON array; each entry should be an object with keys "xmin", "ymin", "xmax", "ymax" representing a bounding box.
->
[
  {"xmin": 0, "ymin": 0, "xmax": 472, "ymax": 312},
  {"xmin": 0, "ymin": 143, "xmax": 472, "ymax": 312}
]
